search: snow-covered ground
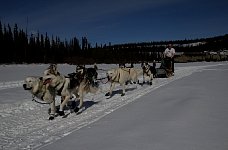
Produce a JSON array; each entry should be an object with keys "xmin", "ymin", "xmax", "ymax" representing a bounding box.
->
[{"xmin": 0, "ymin": 62, "xmax": 227, "ymax": 150}]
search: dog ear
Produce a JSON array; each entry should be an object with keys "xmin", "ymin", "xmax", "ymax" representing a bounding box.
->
[
  {"xmin": 94, "ymin": 64, "xmax": 98, "ymax": 70},
  {"xmin": 53, "ymin": 64, "xmax": 59, "ymax": 75}
]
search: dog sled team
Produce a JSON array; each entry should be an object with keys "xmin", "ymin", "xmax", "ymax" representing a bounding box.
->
[{"xmin": 23, "ymin": 59, "xmax": 174, "ymax": 120}]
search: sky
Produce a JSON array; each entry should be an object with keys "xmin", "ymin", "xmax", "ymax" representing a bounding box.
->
[{"xmin": 0, "ymin": 0, "xmax": 228, "ymax": 45}]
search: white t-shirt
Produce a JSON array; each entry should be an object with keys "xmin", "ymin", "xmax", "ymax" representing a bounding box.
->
[{"xmin": 164, "ymin": 48, "xmax": 175, "ymax": 58}]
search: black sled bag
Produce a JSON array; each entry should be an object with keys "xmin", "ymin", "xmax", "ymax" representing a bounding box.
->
[{"xmin": 155, "ymin": 68, "xmax": 167, "ymax": 78}]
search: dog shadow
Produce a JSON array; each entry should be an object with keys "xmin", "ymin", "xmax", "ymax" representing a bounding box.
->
[
  {"xmin": 48, "ymin": 100, "xmax": 99, "ymax": 116},
  {"xmin": 111, "ymin": 87, "xmax": 137, "ymax": 97},
  {"xmin": 76, "ymin": 100, "xmax": 99, "ymax": 115},
  {"xmin": 83, "ymin": 100, "xmax": 99, "ymax": 109}
]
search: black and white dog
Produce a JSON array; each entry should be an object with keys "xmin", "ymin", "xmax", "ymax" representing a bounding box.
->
[
  {"xmin": 74, "ymin": 64, "xmax": 98, "ymax": 87},
  {"xmin": 141, "ymin": 62, "xmax": 156, "ymax": 85}
]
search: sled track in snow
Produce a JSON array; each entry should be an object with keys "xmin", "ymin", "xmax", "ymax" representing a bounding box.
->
[
  {"xmin": 0, "ymin": 80, "xmax": 24, "ymax": 90},
  {"xmin": 0, "ymin": 64, "xmax": 224, "ymax": 150}
]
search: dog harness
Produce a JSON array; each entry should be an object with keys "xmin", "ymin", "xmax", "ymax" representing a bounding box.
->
[
  {"xmin": 55, "ymin": 80, "xmax": 65, "ymax": 96},
  {"xmin": 32, "ymin": 94, "xmax": 54, "ymax": 104}
]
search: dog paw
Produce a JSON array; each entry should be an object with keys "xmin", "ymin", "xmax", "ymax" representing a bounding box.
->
[
  {"xmin": 74, "ymin": 107, "xmax": 79, "ymax": 113},
  {"xmin": 49, "ymin": 115, "xmax": 55, "ymax": 120},
  {"xmin": 121, "ymin": 93, "xmax": 125, "ymax": 96},
  {"xmin": 105, "ymin": 92, "xmax": 110, "ymax": 96},
  {"xmin": 58, "ymin": 111, "xmax": 65, "ymax": 116}
]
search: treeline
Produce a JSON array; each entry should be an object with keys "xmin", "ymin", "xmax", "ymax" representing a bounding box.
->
[
  {"xmin": 0, "ymin": 21, "xmax": 228, "ymax": 64},
  {"xmin": 0, "ymin": 22, "xmax": 85, "ymax": 64},
  {"xmin": 88, "ymin": 34, "xmax": 228, "ymax": 63}
]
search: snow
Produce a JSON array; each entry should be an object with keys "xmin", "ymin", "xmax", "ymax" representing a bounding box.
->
[{"xmin": 0, "ymin": 62, "xmax": 227, "ymax": 150}]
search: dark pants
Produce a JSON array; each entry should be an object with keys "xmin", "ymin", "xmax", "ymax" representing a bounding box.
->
[
  {"xmin": 171, "ymin": 57, "xmax": 174, "ymax": 73},
  {"xmin": 164, "ymin": 57, "xmax": 174, "ymax": 73}
]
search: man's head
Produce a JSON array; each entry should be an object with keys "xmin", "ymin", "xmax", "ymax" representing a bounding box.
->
[{"xmin": 168, "ymin": 44, "xmax": 172, "ymax": 49}]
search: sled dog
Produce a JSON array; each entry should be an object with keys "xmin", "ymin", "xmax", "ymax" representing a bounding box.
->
[
  {"xmin": 105, "ymin": 66, "xmax": 143, "ymax": 97},
  {"xmin": 43, "ymin": 64, "xmax": 99, "ymax": 117},
  {"xmin": 141, "ymin": 62, "xmax": 155, "ymax": 85},
  {"xmin": 68, "ymin": 70, "xmax": 100, "ymax": 107},
  {"xmin": 43, "ymin": 64, "xmax": 72, "ymax": 117},
  {"xmin": 23, "ymin": 76, "xmax": 57, "ymax": 120},
  {"xmin": 75, "ymin": 64, "xmax": 98, "ymax": 86}
]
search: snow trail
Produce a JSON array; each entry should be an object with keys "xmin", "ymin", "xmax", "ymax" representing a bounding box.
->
[
  {"xmin": 0, "ymin": 80, "xmax": 24, "ymax": 90},
  {"xmin": 0, "ymin": 63, "xmax": 225, "ymax": 150}
]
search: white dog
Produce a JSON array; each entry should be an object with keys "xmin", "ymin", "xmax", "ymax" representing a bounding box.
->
[
  {"xmin": 43, "ymin": 65, "xmax": 71, "ymax": 115},
  {"xmin": 105, "ymin": 67, "xmax": 143, "ymax": 97},
  {"xmin": 23, "ymin": 76, "xmax": 57, "ymax": 120}
]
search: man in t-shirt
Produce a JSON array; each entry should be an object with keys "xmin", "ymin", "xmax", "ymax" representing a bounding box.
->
[{"xmin": 164, "ymin": 44, "xmax": 175, "ymax": 75}]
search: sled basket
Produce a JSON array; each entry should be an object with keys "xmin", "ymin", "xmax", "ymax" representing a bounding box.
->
[{"xmin": 155, "ymin": 68, "xmax": 167, "ymax": 78}]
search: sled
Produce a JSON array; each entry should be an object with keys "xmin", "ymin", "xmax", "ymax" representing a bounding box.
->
[
  {"xmin": 155, "ymin": 68, "xmax": 168, "ymax": 78},
  {"xmin": 154, "ymin": 58, "xmax": 169, "ymax": 78}
]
